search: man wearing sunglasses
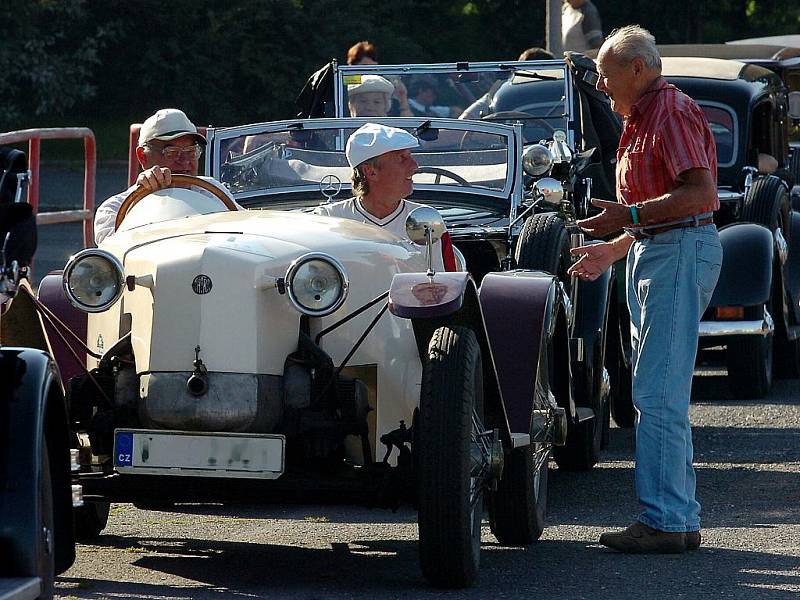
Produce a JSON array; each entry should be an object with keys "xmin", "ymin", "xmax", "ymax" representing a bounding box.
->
[{"xmin": 94, "ymin": 108, "xmax": 236, "ymax": 244}]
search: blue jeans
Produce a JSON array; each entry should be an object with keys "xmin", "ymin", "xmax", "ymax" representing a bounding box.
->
[{"xmin": 626, "ymin": 224, "xmax": 722, "ymax": 532}]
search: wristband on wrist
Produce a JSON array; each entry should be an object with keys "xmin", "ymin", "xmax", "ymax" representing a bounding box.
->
[{"xmin": 629, "ymin": 205, "xmax": 639, "ymax": 225}]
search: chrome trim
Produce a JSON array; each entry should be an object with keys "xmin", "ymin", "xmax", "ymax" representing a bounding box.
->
[
  {"xmin": 62, "ymin": 248, "xmax": 125, "ymax": 313},
  {"xmin": 775, "ymin": 227, "xmax": 789, "ymax": 265},
  {"xmin": 699, "ymin": 308, "xmax": 774, "ymax": 337},
  {"xmin": 284, "ymin": 252, "xmax": 349, "ymax": 317}
]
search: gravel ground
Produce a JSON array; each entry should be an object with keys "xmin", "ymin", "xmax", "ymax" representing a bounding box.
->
[{"xmin": 55, "ymin": 373, "xmax": 800, "ymax": 600}]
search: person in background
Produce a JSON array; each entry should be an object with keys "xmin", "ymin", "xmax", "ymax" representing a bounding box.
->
[
  {"xmin": 518, "ymin": 47, "xmax": 555, "ymax": 60},
  {"xmin": 347, "ymin": 40, "xmax": 378, "ymax": 65},
  {"xmin": 562, "ymin": 0, "xmax": 603, "ymax": 53},
  {"xmin": 347, "ymin": 75, "xmax": 413, "ymax": 117},
  {"xmin": 407, "ymin": 78, "xmax": 462, "ymax": 118},
  {"xmin": 568, "ymin": 25, "xmax": 722, "ymax": 554},
  {"xmin": 94, "ymin": 109, "xmax": 235, "ymax": 245},
  {"xmin": 314, "ymin": 123, "xmax": 457, "ymax": 272}
]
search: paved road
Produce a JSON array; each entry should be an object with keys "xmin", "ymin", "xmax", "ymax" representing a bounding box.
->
[{"xmin": 55, "ymin": 373, "xmax": 800, "ymax": 600}]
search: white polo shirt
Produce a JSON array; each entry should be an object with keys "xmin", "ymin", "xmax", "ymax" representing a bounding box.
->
[{"xmin": 314, "ymin": 197, "xmax": 456, "ymax": 272}]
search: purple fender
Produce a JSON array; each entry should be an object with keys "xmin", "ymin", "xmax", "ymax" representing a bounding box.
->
[
  {"xmin": 478, "ymin": 271, "xmax": 568, "ymax": 436},
  {"xmin": 388, "ymin": 271, "xmax": 471, "ymax": 318},
  {"xmin": 38, "ymin": 272, "xmax": 87, "ymax": 387}
]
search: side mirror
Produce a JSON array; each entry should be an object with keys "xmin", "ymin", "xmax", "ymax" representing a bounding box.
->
[
  {"xmin": 405, "ymin": 206, "xmax": 445, "ymax": 246},
  {"xmin": 533, "ymin": 177, "xmax": 565, "ymax": 206},
  {"xmin": 405, "ymin": 206, "xmax": 445, "ymax": 275}
]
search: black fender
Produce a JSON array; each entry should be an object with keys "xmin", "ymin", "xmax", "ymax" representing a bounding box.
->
[
  {"xmin": 478, "ymin": 271, "xmax": 573, "ymax": 434},
  {"xmin": 0, "ymin": 347, "xmax": 75, "ymax": 576},
  {"xmin": 37, "ymin": 272, "xmax": 88, "ymax": 387},
  {"xmin": 783, "ymin": 211, "xmax": 800, "ymax": 326},
  {"xmin": 710, "ymin": 223, "xmax": 773, "ymax": 308},
  {"xmin": 394, "ymin": 271, "xmax": 513, "ymax": 447},
  {"xmin": 570, "ymin": 257, "xmax": 613, "ymax": 409}
]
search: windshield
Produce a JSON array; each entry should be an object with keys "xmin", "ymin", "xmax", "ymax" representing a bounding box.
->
[
  {"xmin": 336, "ymin": 62, "xmax": 571, "ymax": 145},
  {"xmin": 210, "ymin": 118, "xmax": 516, "ymax": 209}
]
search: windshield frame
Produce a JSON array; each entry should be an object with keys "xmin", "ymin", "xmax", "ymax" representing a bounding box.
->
[
  {"xmin": 334, "ymin": 61, "xmax": 575, "ymax": 148},
  {"xmin": 205, "ymin": 117, "xmax": 523, "ymax": 212}
]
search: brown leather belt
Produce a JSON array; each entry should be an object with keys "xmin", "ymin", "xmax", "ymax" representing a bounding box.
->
[{"xmin": 628, "ymin": 217, "xmax": 714, "ymax": 241}]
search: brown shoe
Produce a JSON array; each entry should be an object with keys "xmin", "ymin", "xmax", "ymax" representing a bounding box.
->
[
  {"xmin": 599, "ymin": 521, "xmax": 686, "ymax": 554},
  {"xmin": 686, "ymin": 530, "xmax": 701, "ymax": 551}
]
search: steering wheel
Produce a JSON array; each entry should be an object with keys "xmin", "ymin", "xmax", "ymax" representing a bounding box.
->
[
  {"xmin": 415, "ymin": 166, "xmax": 469, "ymax": 186},
  {"xmin": 114, "ymin": 174, "xmax": 238, "ymax": 231}
]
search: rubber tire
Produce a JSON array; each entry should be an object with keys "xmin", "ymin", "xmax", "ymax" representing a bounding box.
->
[
  {"xmin": 417, "ymin": 326, "xmax": 483, "ymax": 589},
  {"xmin": 36, "ymin": 440, "xmax": 55, "ymax": 600},
  {"xmin": 515, "ymin": 213, "xmax": 571, "ymax": 290},
  {"xmin": 73, "ymin": 501, "xmax": 110, "ymax": 541},
  {"xmin": 727, "ymin": 334, "xmax": 773, "ymax": 399},
  {"xmin": 488, "ymin": 446, "xmax": 548, "ymax": 546},
  {"xmin": 608, "ymin": 310, "xmax": 635, "ymax": 428},
  {"xmin": 740, "ymin": 176, "xmax": 788, "ymax": 381}
]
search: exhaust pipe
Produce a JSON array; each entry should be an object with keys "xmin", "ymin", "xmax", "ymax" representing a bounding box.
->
[{"xmin": 186, "ymin": 371, "xmax": 208, "ymax": 396}]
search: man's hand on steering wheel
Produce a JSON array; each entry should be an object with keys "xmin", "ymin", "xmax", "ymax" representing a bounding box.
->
[{"xmin": 136, "ymin": 166, "xmax": 174, "ymax": 193}]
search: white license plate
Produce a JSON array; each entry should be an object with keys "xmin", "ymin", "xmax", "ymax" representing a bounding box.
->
[{"xmin": 113, "ymin": 429, "xmax": 285, "ymax": 479}]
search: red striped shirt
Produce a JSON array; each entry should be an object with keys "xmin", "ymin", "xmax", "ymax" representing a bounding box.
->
[{"xmin": 616, "ymin": 77, "xmax": 719, "ymax": 214}]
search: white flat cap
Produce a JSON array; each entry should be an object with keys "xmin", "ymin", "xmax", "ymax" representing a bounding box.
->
[
  {"xmin": 347, "ymin": 75, "xmax": 395, "ymax": 96},
  {"xmin": 345, "ymin": 123, "xmax": 419, "ymax": 168}
]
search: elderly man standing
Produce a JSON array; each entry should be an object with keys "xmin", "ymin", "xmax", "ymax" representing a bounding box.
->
[
  {"xmin": 568, "ymin": 25, "xmax": 722, "ymax": 553},
  {"xmin": 314, "ymin": 123, "xmax": 456, "ymax": 272},
  {"xmin": 94, "ymin": 108, "xmax": 235, "ymax": 245}
]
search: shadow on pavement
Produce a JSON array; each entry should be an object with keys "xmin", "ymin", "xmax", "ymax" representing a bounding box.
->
[{"xmin": 57, "ymin": 535, "xmax": 800, "ymax": 599}]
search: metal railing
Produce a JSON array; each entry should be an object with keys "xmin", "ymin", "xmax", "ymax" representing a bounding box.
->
[{"xmin": 0, "ymin": 127, "xmax": 96, "ymax": 247}]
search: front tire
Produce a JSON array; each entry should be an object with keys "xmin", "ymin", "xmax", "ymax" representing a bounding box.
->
[
  {"xmin": 727, "ymin": 334, "xmax": 773, "ymax": 399},
  {"xmin": 73, "ymin": 501, "xmax": 110, "ymax": 541},
  {"xmin": 417, "ymin": 326, "xmax": 484, "ymax": 589}
]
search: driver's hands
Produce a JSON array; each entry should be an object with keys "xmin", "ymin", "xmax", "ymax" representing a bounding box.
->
[{"xmin": 136, "ymin": 166, "xmax": 172, "ymax": 192}]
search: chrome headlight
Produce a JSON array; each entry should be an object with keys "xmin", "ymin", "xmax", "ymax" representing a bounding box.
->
[
  {"xmin": 522, "ymin": 144, "xmax": 553, "ymax": 176},
  {"xmin": 62, "ymin": 249, "xmax": 125, "ymax": 313},
  {"xmin": 285, "ymin": 253, "xmax": 348, "ymax": 317}
]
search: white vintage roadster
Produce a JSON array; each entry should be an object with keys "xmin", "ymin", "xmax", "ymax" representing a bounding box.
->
[{"xmin": 19, "ymin": 117, "xmax": 591, "ymax": 588}]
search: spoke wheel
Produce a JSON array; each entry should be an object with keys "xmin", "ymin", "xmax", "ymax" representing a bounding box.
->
[{"xmin": 417, "ymin": 325, "xmax": 485, "ymax": 589}]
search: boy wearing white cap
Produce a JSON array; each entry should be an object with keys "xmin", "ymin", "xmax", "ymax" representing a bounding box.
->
[
  {"xmin": 94, "ymin": 108, "xmax": 236, "ymax": 244},
  {"xmin": 314, "ymin": 123, "xmax": 457, "ymax": 272}
]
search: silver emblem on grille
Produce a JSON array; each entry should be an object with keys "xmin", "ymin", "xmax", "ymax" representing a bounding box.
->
[{"xmin": 192, "ymin": 274, "xmax": 213, "ymax": 295}]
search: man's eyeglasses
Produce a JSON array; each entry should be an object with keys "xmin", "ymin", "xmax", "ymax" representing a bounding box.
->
[{"xmin": 146, "ymin": 143, "xmax": 203, "ymax": 161}]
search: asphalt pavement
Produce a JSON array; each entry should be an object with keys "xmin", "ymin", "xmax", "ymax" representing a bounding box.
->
[{"xmin": 55, "ymin": 373, "xmax": 800, "ymax": 600}]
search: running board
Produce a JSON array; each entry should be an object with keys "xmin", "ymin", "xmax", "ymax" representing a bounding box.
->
[
  {"xmin": 0, "ymin": 578, "xmax": 40, "ymax": 600},
  {"xmin": 576, "ymin": 406, "xmax": 595, "ymax": 423}
]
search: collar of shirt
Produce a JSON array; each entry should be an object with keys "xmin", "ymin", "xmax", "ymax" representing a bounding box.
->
[{"xmin": 628, "ymin": 77, "xmax": 673, "ymax": 122}]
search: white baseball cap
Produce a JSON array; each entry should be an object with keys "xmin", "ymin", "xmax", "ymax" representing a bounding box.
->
[
  {"xmin": 345, "ymin": 123, "xmax": 419, "ymax": 168},
  {"xmin": 138, "ymin": 108, "xmax": 206, "ymax": 146},
  {"xmin": 347, "ymin": 75, "xmax": 395, "ymax": 97}
]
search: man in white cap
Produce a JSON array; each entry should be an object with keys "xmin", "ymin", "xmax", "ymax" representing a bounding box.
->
[
  {"xmin": 93, "ymin": 108, "xmax": 235, "ymax": 244},
  {"xmin": 347, "ymin": 75, "xmax": 413, "ymax": 118},
  {"xmin": 314, "ymin": 123, "xmax": 457, "ymax": 272}
]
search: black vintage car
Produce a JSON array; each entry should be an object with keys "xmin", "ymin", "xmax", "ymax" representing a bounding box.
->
[
  {"xmin": 328, "ymin": 56, "xmax": 629, "ymax": 437},
  {"xmin": 658, "ymin": 57, "xmax": 800, "ymax": 398},
  {"xmin": 0, "ymin": 147, "xmax": 76, "ymax": 599},
  {"xmin": 658, "ymin": 43, "xmax": 800, "ymax": 197}
]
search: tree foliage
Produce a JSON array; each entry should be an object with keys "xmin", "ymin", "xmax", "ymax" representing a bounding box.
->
[{"xmin": 3, "ymin": 0, "xmax": 798, "ymax": 152}]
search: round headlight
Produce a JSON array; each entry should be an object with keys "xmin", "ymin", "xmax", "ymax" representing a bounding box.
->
[
  {"xmin": 62, "ymin": 249, "xmax": 125, "ymax": 313},
  {"xmin": 285, "ymin": 253, "xmax": 348, "ymax": 317},
  {"xmin": 522, "ymin": 143, "xmax": 554, "ymax": 177}
]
